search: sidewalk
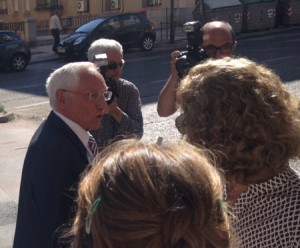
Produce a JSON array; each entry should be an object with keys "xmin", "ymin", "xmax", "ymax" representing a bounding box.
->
[
  {"xmin": 0, "ymin": 119, "xmax": 40, "ymax": 247},
  {"xmin": 0, "ymin": 106, "xmax": 180, "ymax": 248}
]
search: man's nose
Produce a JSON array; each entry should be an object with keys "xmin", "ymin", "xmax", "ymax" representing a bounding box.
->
[
  {"xmin": 96, "ymin": 96, "xmax": 108, "ymax": 110},
  {"xmin": 214, "ymin": 49, "xmax": 223, "ymax": 59},
  {"xmin": 116, "ymin": 65, "xmax": 122, "ymax": 74}
]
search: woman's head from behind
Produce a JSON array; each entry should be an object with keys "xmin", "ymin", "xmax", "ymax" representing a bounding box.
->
[
  {"xmin": 72, "ymin": 139, "xmax": 230, "ymax": 248},
  {"xmin": 177, "ymin": 57, "xmax": 300, "ymax": 184}
]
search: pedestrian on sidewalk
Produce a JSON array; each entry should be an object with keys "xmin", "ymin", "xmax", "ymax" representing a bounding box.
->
[
  {"xmin": 49, "ymin": 10, "xmax": 62, "ymax": 53},
  {"xmin": 13, "ymin": 62, "xmax": 110, "ymax": 248}
]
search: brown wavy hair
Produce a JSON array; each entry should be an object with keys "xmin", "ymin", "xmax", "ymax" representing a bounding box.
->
[
  {"xmin": 71, "ymin": 139, "xmax": 231, "ymax": 248},
  {"xmin": 177, "ymin": 57, "xmax": 300, "ymax": 184}
]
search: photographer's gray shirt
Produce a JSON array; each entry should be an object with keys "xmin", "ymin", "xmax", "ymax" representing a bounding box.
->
[{"xmin": 90, "ymin": 78, "xmax": 143, "ymax": 150}]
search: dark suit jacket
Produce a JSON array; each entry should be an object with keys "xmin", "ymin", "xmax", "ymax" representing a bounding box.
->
[{"xmin": 13, "ymin": 111, "xmax": 89, "ymax": 248}]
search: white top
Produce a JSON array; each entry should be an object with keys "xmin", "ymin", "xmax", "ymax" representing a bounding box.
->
[
  {"xmin": 49, "ymin": 14, "xmax": 62, "ymax": 30},
  {"xmin": 229, "ymin": 166, "xmax": 300, "ymax": 247},
  {"xmin": 54, "ymin": 111, "xmax": 94, "ymax": 162}
]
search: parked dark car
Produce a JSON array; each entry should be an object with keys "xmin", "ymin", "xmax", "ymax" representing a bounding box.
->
[
  {"xmin": 0, "ymin": 30, "xmax": 31, "ymax": 72},
  {"xmin": 57, "ymin": 13, "xmax": 156, "ymax": 59}
]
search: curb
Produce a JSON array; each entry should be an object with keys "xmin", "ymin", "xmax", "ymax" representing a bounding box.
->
[
  {"xmin": 236, "ymin": 25, "xmax": 300, "ymax": 40},
  {"xmin": 0, "ymin": 113, "xmax": 15, "ymax": 123},
  {"xmin": 30, "ymin": 56, "xmax": 59, "ymax": 64}
]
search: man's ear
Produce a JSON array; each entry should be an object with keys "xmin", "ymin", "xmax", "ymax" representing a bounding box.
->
[
  {"xmin": 232, "ymin": 41, "xmax": 237, "ymax": 53},
  {"xmin": 199, "ymin": 28, "xmax": 204, "ymax": 45},
  {"xmin": 56, "ymin": 89, "xmax": 67, "ymax": 109}
]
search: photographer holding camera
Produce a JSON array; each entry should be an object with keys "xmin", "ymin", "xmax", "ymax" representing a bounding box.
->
[
  {"xmin": 157, "ymin": 21, "xmax": 237, "ymax": 117},
  {"xmin": 88, "ymin": 38, "xmax": 143, "ymax": 150}
]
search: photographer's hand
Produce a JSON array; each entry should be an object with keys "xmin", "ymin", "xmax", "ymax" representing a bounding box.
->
[
  {"xmin": 157, "ymin": 50, "xmax": 181, "ymax": 117},
  {"xmin": 171, "ymin": 50, "xmax": 181, "ymax": 80},
  {"xmin": 105, "ymin": 98, "xmax": 124, "ymax": 123}
]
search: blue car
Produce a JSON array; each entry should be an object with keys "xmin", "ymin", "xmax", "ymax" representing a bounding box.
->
[
  {"xmin": 57, "ymin": 13, "xmax": 156, "ymax": 60},
  {"xmin": 0, "ymin": 30, "xmax": 31, "ymax": 72}
]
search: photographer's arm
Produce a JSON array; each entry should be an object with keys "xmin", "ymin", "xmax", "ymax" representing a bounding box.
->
[
  {"xmin": 157, "ymin": 51, "xmax": 181, "ymax": 117},
  {"xmin": 157, "ymin": 75, "xmax": 179, "ymax": 117}
]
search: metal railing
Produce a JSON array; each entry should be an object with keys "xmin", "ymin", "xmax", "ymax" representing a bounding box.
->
[
  {"xmin": 0, "ymin": 14, "xmax": 184, "ymax": 44},
  {"xmin": 61, "ymin": 14, "xmax": 101, "ymax": 30},
  {"xmin": 0, "ymin": 21, "xmax": 24, "ymax": 32},
  {"xmin": 158, "ymin": 21, "xmax": 181, "ymax": 43},
  {"xmin": 36, "ymin": 14, "xmax": 110, "ymax": 34}
]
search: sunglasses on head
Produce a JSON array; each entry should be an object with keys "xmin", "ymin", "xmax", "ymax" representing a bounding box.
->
[{"xmin": 107, "ymin": 59, "xmax": 125, "ymax": 70}]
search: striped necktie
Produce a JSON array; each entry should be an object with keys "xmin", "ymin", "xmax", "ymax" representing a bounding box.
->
[{"xmin": 88, "ymin": 134, "xmax": 98, "ymax": 157}]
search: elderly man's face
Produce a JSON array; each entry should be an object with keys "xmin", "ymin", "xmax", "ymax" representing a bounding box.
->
[
  {"xmin": 202, "ymin": 28, "xmax": 235, "ymax": 59},
  {"xmin": 105, "ymin": 50, "xmax": 124, "ymax": 82},
  {"xmin": 60, "ymin": 69, "xmax": 108, "ymax": 131}
]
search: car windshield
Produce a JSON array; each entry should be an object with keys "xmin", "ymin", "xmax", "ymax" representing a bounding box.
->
[
  {"xmin": 0, "ymin": 32, "xmax": 15, "ymax": 42},
  {"xmin": 75, "ymin": 19, "xmax": 105, "ymax": 33}
]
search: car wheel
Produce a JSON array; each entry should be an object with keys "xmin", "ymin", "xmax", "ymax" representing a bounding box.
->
[
  {"xmin": 141, "ymin": 35, "xmax": 154, "ymax": 51},
  {"xmin": 10, "ymin": 53, "xmax": 27, "ymax": 72}
]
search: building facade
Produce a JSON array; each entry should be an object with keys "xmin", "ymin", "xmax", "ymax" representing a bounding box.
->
[{"xmin": 0, "ymin": 0, "xmax": 195, "ymax": 28}]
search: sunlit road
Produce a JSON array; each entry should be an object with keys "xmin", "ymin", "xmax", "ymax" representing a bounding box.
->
[{"xmin": 1, "ymin": 27, "xmax": 299, "ymax": 161}]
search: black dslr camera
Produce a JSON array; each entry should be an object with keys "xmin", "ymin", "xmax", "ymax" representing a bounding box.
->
[
  {"xmin": 93, "ymin": 53, "xmax": 118, "ymax": 105},
  {"xmin": 175, "ymin": 21, "xmax": 209, "ymax": 78}
]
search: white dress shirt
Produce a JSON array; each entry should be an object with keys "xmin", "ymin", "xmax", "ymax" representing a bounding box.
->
[
  {"xmin": 49, "ymin": 14, "xmax": 62, "ymax": 30},
  {"xmin": 54, "ymin": 111, "xmax": 94, "ymax": 162}
]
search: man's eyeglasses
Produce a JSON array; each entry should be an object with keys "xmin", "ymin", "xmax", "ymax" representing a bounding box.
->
[
  {"xmin": 62, "ymin": 89, "xmax": 112, "ymax": 102},
  {"xmin": 202, "ymin": 43, "xmax": 234, "ymax": 56},
  {"xmin": 107, "ymin": 59, "xmax": 125, "ymax": 70}
]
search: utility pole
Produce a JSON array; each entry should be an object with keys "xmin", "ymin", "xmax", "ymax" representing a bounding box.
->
[{"xmin": 170, "ymin": 0, "xmax": 175, "ymax": 44}]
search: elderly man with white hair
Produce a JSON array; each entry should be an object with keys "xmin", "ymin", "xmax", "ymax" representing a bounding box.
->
[{"xmin": 13, "ymin": 62, "xmax": 110, "ymax": 248}]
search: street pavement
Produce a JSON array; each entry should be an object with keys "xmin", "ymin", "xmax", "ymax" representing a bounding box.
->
[
  {"xmin": 29, "ymin": 27, "xmax": 188, "ymax": 64},
  {"xmin": 1, "ymin": 26, "xmax": 300, "ymax": 248}
]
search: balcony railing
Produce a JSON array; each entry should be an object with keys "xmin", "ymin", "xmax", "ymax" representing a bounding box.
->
[{"xmin": 35, "ymin": 3, "xmax": 63, "ymax": 11}]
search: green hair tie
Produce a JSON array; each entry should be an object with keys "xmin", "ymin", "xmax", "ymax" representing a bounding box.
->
[
  {"xmin": 216, "ymin": 198, "xmax": 227, "ymax": 213},
  {"xmin": 85, "ymin": 196, "xmax": 101, "ymax": 234}
]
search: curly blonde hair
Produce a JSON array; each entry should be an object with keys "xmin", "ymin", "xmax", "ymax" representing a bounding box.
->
[
  {"xmin": 177, "ymin": 57, "xmax": 300, "ymax": 184},
  {"xmin": 71, "ymin": 139, "xmax": 231, "ymax": 248}
]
